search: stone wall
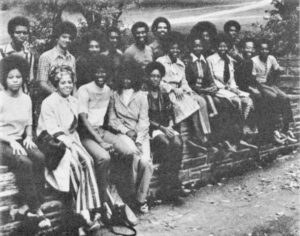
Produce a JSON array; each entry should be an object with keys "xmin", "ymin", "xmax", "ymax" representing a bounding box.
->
[{"xmin": 0, "ymin": 58, "xmax": 299, "ymax": 235}]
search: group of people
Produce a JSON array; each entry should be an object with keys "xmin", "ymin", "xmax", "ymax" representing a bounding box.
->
[{"xmin": 0, "ymin": 13, "xmax": 297, "ymax": 234}]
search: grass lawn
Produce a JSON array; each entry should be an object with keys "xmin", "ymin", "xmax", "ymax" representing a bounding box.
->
[{"xmin": 137, "ymin": 0, "xmax": 260, "ymax": 8}]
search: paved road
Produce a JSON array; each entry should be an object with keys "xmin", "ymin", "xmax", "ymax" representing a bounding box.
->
[
  {"xmin": 0, "ymin": 0, "xmax": 272, "ymax": 44},
  {"xmin": 121, "ymin": 0, "xmax": 272, "ymax": 33}
]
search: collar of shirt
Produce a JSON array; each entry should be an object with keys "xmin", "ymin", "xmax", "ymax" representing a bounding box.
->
[
  {"xmin": 4, "ymin": 41, "xmax": 30, "ymax": 55},
  {"xmin": 115, "ymin": 89, "xmax": 139, "ymax": 106},
  {"xmin": 161, "ymin": 55, "xmax": 185, "ymax": 68},
  {"xmin": 190, "ymin": 53, "xmax": 206, "ymax": 63},
  {"xmin": 101, "ymin": 49, "xmax": 123, "ymax": 56},
  {"xmin": 52, "ymin": 46, "xmax": 72, "ymax": 60},
  {"xmin": 214, "ymin": 53, "xmax": 236, "ymax": 64},
  {"xmin": 90, "ymin": 82, "xmax": 110, "ymax": 93}
]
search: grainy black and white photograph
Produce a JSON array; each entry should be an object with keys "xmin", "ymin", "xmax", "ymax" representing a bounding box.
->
[{"xmin": 0, "ymin": 0, "xmax": 299, "ymax": 235}]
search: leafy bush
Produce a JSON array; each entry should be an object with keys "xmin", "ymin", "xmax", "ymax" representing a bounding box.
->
[
  {"xmin": 14, "ymin": 0, "xmax": 131, "ymax": 54},
  {"xmin": 243, "ymin": 0, "xmax": 299, "ymax": 56}
]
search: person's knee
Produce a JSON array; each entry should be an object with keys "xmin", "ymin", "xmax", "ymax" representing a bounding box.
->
[
  {"xmin": 172, "ymin": 136, "xmax": 183, "ymax": 149},
  {"xmin": 153, "ymin": 134, "xmax": 170, "ymax": 150},
  {"xmin": 94, "ymin": 151, "xmax": 111, "ymax": 167}
]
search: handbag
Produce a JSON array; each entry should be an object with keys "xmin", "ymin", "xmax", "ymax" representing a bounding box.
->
[{"xmin": 37, "ymin": 130, "xmax": 66, "ymax": 171}]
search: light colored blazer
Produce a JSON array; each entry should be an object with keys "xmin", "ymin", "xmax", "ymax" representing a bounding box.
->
[
  {"xmin": 108, "ymin": 90, "xmax": 149, "ymax": 144},
  {"xmin": 37, "ymin": 92, "xmax": 78, "ymax": 137},
  {"xmin": 156, "ymin": 55, "xmax": 192, "ymax": 94},
  {"xmin": 206, "ymin": 52, "xmax": 238, "ymax": 90}
]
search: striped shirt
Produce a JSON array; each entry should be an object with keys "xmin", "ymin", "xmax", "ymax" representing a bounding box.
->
[{"xmin": 37, "ymin": 46, "xmax": 76, "ymax": 90}]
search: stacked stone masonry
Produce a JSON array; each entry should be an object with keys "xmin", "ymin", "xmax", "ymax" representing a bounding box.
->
[{"xmin": 0, "ymin": 62, "xmax": 299, "ymax": 235}]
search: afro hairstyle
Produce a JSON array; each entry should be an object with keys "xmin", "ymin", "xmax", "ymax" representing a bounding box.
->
[
  {"xmin": 52, "ymin": 21, "xmax": 77, "ymax": 40},
  {"xmin": 223, "ymin": 20, "xmax": 241, "ymax": 33},
  {"xmin": 151, "ymin": 17, "xmax": 171, "ymax": 33},
  {"xmin": 190, "ymin": 21, "xmax": 217, "ymax": 39},
  {"xmin": 7, "ymin": 16, "xmax": 30, "ymax": 36}
]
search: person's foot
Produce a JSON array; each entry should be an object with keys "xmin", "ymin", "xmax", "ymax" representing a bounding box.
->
[
  {"xmin": 273, "ymin": 130, "xmax": 287, "ymax": 145},
  {"xmin": 222, "ymin": 140, "xmax": 237, "ymax": 153},
  {"xmin": 179, "ymin": 186, "xmax": 191, "ymax": 197},
  {"xmin": 239, "ymin": 140, "xmax": 258, "ymax": 150},
  {"xmin": 187, "ymin": 140, "xmax": 207, "ymax": 152},
  {"xmin": 285, "ymin": 130, "xmax": 297, "ymax": 144},
  {"xmin": 137, "ymin": 201, "xmax": 149, "ymax": 214},
  {"xmin": 207, "ymin": 146, "xmax": 219, "ymax": 155}
]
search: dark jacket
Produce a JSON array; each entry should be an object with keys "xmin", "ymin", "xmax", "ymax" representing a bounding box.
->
[
  {"xmin": 148, "ymin": 91, "xmax": 173, "ymax": 135},
  {"xmin": 235, "ymin": 58, "xmax": 259, "ymax": 91},
  {"xmin": 185, "ymin": 54, "xmax": 217, "ymax": 95}
]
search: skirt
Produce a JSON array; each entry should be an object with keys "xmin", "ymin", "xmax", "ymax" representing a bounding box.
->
[
  {"xmin": 45, "ymin": 132, "xmax": 101, "ymax": 213},
  {"xmin": 169, "ymin": 92, "xmax": 200, "ymax": 124}
]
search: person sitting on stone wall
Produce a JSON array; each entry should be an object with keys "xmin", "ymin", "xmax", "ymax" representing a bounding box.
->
[
  {"xmin": 251, "ymin": 39, "xmax": 297, "ymax": 144},
  {"xmin": 145, "ymin": 61, "xmax": 190, "ymax": 203},
  {"xmin": 0, "ymin": 55, "xmax": 50, "ymax": 229},
  {"xmin": 149, "ymin": 17, "xmax": 172, "ymax": 60}
]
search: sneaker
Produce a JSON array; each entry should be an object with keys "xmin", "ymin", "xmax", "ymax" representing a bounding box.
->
[
  {"xmin": 222, "ymin": 140, "xmax": 237, "ymax": 153},
  {"xmin": 286, "ymin": 130, "xmax": 297, "ymax": 143},
  {"xmin": 208, "ymin": 146, "xmax": 219, "ymax": 155},
  {"xmin": 239, "ymin": 140, "xmax": 258, "ymax": 150},
  {"xmin": 137, "ymin": 202, "xmax": 149, "ymax": 214},
  {"xmin": 273, "ymin": 130, "xmax": 287, "ymax": 145},
  {"xmin": 187, "ymin": 140, "xmax": 207, "ymax": 152}
]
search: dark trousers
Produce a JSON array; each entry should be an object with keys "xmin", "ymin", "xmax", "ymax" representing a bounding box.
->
[
  {"xmin": 210, "ymin": 96, "xmax": 243, "ymax": 145},
  {"xmin": 0, "ymin": 140, "xmax": 45, "ymax": 211},
  {"xmin": 151, "ymin": 134, "xmax": 183, "ymax": 191},
  {"xmin": 250, "ymin": 84, "xmax": 294, "ymax": 142}
]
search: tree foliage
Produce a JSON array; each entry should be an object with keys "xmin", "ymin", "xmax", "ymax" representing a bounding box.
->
[{"xmin": 243, "ymin": 0, "xmax": 299, "ymax": 56}]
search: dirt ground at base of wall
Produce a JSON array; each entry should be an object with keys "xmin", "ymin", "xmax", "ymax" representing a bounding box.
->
[{"xmin": 133, "ymin": 151, "xmax": 300, "ymax": 236}]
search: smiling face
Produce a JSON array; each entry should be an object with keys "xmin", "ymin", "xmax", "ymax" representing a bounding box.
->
[
  {"xmin": 259, "ymin": 43, "xmax": 270, "ymax": 61},
  {"xmin": 228, "ymin": 26, "xmax": 238, "ymax": 40},
  {"xmin": 202, "ymin": 31, "xmax": 210, "ymax": 42},
  {"xmin": 57, "ymin": 72, "xmax": 73, "ymax": 97},
  {"xmin": 57, "ymin": 33, "xmax": 72, "ymax": 50},
  {"xmin": 108, "ymin": 31, "xmax": 119, "ymax": 49},
  {"xmin": 156, "ymin": 22, "xmax": 168, "ymax": 39},
  {"xmin": 93, "ymin": 67, "xmax": 107, "ymax": 88},
  {"xmin": 217, "ymin": 41, "xmax": 228, "ymax": 57},
  {"xmin": 6, "ymin": 68, "xmax": 23, "ymax": 92},
  {"xmin": 88, "ymin": 40, "xmax": 100, "ymax": 55},
  {"xmin": 122, "ymin": 76, "xmax": 133, "ymax": 90},
  {"xmin": 12, "ymin": 25, "xmax": 29, "ymax": 46},
  {"xmin": 192, "ymin": 39, "xmax": 204, "ymax": 58},
  {"xmin": 168, "ymin": 43, "xmax": 181, "ymax": 61},
  {"xmin": 243, "ymin": 41, "xmax": 255, "ymax": 59},
  {"xmin": 134, "ymin": 26, "xmax": 147, "ymax": 45},
  {"xmin": 149, "ymin": 69, "xmax": 162, "ymax": 88}
]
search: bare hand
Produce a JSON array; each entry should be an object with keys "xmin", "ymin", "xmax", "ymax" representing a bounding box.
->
[
  {"xmin": 23, "ymin": 136, "xmax": 37, "ymax": 150},
  {"xmin": 10, "ymin": 140, "xmax": 27, "ymax": 156},
  {"xmin": 161, "ymin": 126, "xmax": 176, "ymax": 138},
  {"xmin": 126, "ymin": 130, "xmax": 137, "ymax": 141},
  {"xmin": 100, "ymin": 142, "xmax": 114, "ymax": 153},
  {"xmin": 173, "ymin": 88, "xmax": 184, "ymax": 100}
]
